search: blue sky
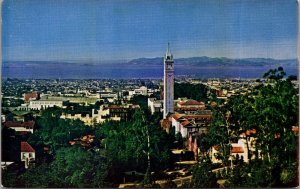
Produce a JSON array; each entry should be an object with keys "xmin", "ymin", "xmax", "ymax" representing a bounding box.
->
[{"xmin": 2, "ymin": 0, "xmax": 298, "ymax": 62}]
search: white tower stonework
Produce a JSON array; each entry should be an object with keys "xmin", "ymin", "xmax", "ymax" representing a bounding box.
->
[{"xmin": 163, "ymin": 43, "xmax": 174, "ymax": 118}]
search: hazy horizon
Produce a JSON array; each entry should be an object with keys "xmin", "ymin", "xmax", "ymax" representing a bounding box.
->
[{"xmin": 2, "ymin": 56, "xmax": 298, "ymax": 64}]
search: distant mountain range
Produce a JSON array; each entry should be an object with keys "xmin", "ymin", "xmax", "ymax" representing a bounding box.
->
[
  {"xmin": 127, "ymin": 56, "xmax": 297, "ymax": 67},
  {"xmin": 2, "ymin": 57, "xmax": 298, "ymax": 79},
  {"xmin": 2, "ymin": 57, "xmax": 298, "ymax": 69}
]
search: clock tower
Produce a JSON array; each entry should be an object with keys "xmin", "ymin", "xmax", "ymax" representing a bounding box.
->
[{"xmin": 163, "ymin": 43, "xmax": 174, "ymax": 118}]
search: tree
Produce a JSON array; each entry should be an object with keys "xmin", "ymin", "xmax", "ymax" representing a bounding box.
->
[
  {"xmin": 131, "ymin": 95, "xmax": 148, "ymax": 111},
  {"xmin": 197, "ymin": 133, "xmax": 211, "ymax": 158},
  {"xmin": 174, "ymin": 83, "xmax": 208, "ymax": 102},
  {"xmin": 226, "ymin": 67, "xmax": 298, "ymax": 187},
  {"xmin": 229, "ymin": 95, "xmax": 257, "ymax": 161},
  {"xmin": 205, "ymin": 107, "xmax": 231, "ymax": 165},
  {"xmin": 191, "ymin": 158, "xmax": 218, "ymax": 188},
  {"xmin": 28, "ymin": 108, "xmax": 91, "ymax": 152},
  {"xmin": 50, "ymin": 147, "xmax": 108, "ymax": 187},
  {"xmin": 19, "ymin": 163, "xmax": 53, "ymax": 188},
  {"xmin": 103, "ymin": 109, "xmax": 172, "ymax": 184},
  {"xmin": 202, "ymin": 67, "xmax": 298, "ymax": 187},
  {"xmin": 175, "ymin": 132, "xmax": 184, "ymax": 149},
  {"xmin": 2, "ymin": 168, "xmax": 20, "ymax": 187},
  {"xmin": 254, "ymin": 67, "xmax": 297, "ymax": 165}
]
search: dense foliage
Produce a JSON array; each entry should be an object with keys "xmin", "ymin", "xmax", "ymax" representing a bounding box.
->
[
  {"xmin": 18, "ymin": 147, "xmax": 108, "ymax": 188},
  {"xmin": 28, "ymin": 107, "xmax": 91, "ymax": 152},
  {"xmin": 131, "ymin": 95, "xmax": 149, "ymax": 110},
  {"xmin": 174, "ymin": 83, "xmax": 208, "ymax": 102},
  {"xmin": 2, "ymin": 67, "xmax": 298, "ymax": 188},
  {"xmin": 94, "ymin": 109, "xmax": 173, "ymax": 183},
  {"xmin": 190, "ymin": 158, "xmax": 218, "ymax": 188},
  {"xmin": 3, "ymin": 104, "xmax": 173, "ymax": 187},
  {"xmin": 198, "ymin": 67, "xmax": 298, "ymax": 187}
]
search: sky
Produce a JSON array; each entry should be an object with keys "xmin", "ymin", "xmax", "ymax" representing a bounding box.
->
[{"xmin": 2, "ymin": 0, "xmax": 298, "ymax": 62}]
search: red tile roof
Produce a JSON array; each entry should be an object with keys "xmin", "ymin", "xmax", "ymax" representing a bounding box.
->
[
  {"xmin": 246, "ymin": 129, "xmax": 256, "ymax": 135},
  {"xmin": 178, "ymin": 100, "xmax": 205, "ymax": 106},
  {"xmin": 4, "ymin": 121, "xmax": 35, "ymax": 128},
  {"xmin": 24, "ymin": 92, "xmax": 39, "ymax": 102},
  {"xmin": 274, "ymin": 133, "xmax": 281, "ymax": 139},
  {"xmin": 173, "ymin": 113, "xmax": 182, "ymax": 121},
  {"xmin": 231, "ymin": 147, "xmax": 244, "ymax": 153},
  {"xmin": 109, "ymin": 105, "xmax": 122, "ymax": 109},
  {"xmin": 21, "ymin": 142, "xmax": 35, "ymax": 152},
  {"xmin": 161, "ymin": 119, "xmax": 171, "ymax": 130},
  {"xmin": 292, "ymin": 126, "xmax": 299, "ymax": 135},
  {"xmin": 175, "ymin": 107, "xmax": 205, "ymax": 111},
  {"xmin": 181, "ymin": 120, "xmax": 191, "ymax": 127},
  {"xmin": 183, "ymin": 115, "xmax": 212, "ymax": 119},
  {"xmin": 213, "ymin": 145, "xmax": 221, "ymax": 151},
  {"xmin": 17, "ymin": 131, "xmax": 31, "ymax": 135},
  {"xmin": 240, "ymin": 129, "xmax": 257, "ymax": 137},
  {"xmin": 210, "ymin": 101, "xmax": 217, "ymax": 107}
]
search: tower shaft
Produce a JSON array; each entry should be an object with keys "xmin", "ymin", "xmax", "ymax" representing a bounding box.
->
[{"xmin": 163, "ymin": 44, "xmax": 174, "ymax": 118}]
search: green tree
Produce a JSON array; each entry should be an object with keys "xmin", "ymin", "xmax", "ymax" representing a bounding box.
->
[
  {"xmin": 2, "ymin": 169, "xmax": 20, "ymax": 187},
  {"xmin": 103, "ymin": 109, "xmax": 171, "ymax": 184},
  {"xmin": 50, "ymin": 147, "xmax": 108, "ymax": 187},
  {"xmin": 131, "ymin": 95, "xmax": 148, "ymax": 111},
  {"xmin": 254, "ymin": 67, "xmax": 297, "ymax": 165},
  {"xmin": 28, "ymin": 108, "xmax": 91, "ymax": 152},
  {"xmin": 175, "ymin": 132, "xmax": 184, "ymax": 149},
  {"xmin": 174, "ymin": 83, "xmax": 208, "ymax": 102},
  {"xmin": 205, "ymin": 107, "xmax": 231, "ymax": 165},
  {"xmin": 191, "ymin": 158, "xmax": 218, "ymax": 188},
  {"xmin": 19, "ymin": 163, "xmax": 53, "ymax": 188}
]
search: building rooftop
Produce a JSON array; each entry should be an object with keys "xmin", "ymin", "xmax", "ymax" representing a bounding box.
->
[
  {"xmin": 173, "ymin": 113, "xmax": 183, "ymax": 121},
  {"xmin": 21, "ymin": 142, "xmax": 35, "ymax": 153},
  {"xmin": 178, "ymin": 100, "xmax": 205, "ymax": 106},
  {"xmin": 231, "ymin": 146, "xmax": 244, "ymax": 153},
  {"xmin": 4, "ymin": 121, "xmax": 35, "ymax": 128}
]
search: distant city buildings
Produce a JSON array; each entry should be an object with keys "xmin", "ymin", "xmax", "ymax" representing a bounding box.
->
[
  {"xmin": 28, "ymin": 100, "xmax": 64, "ymax": 110},
  {"xmin": 2, "ymin": 72, "xmax": 298, "ymax": 178},
  {"xmin": 60, "ymin": 104, "xmax": 139, "ymax": 125},
  {"xmin": 24, "ymin": 91, "xmax": 40, "ymax": 102}
]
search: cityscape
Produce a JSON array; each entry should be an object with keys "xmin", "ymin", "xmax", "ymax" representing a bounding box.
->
[{"xmin": 1, "ymin": 0, "xmax": 299, "ymax": 188}]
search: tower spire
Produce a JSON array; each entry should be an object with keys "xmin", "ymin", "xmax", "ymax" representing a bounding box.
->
[{"xmin": 165, "ymin": 42, "xmax": 173, "ymax": 60}]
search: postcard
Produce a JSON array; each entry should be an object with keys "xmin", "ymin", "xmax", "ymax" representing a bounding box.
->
[{"xmin": 1, "ymin": 0, "xmax": 299, "ymax": 188}]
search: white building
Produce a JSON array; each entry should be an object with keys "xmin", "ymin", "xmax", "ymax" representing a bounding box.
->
[
  {"xmin": 21, "ymin": 142, "xmax": 36, "ymax": 169},
  {"xmin": 3, "ymin": 121, "xmax": 35, "ymax": 133},
  {"xmin": 177, "ymin": 100, "xmax": 205, "ymax": 109},
  {"xmin": 60, "ymin": 105, "xmax": 124, "ymax": 125},
  {"xmin": 210, "ymin": 130, "xmax": 260, "ymax": 164},
  {"xmin": 163, "ymin": 43, "xmax": 174, "ymax": 118},
  {"xmin": 134, "ymin": 86, "xmax": 148, "ymax": 96},
  {"xmin": 148, "ymin": 98, "xmax": 163, "ymax": 114},
  {"xmin": 1, "ymin": 114, "xmax": 6, "ymax": 123},
  {"xmin": 29, "ymin": 100, "xmax": 63, "ymax": 110},
  {"xmin": 172, "ymin": 110, "xmax": 212, "ymax": 138}
]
